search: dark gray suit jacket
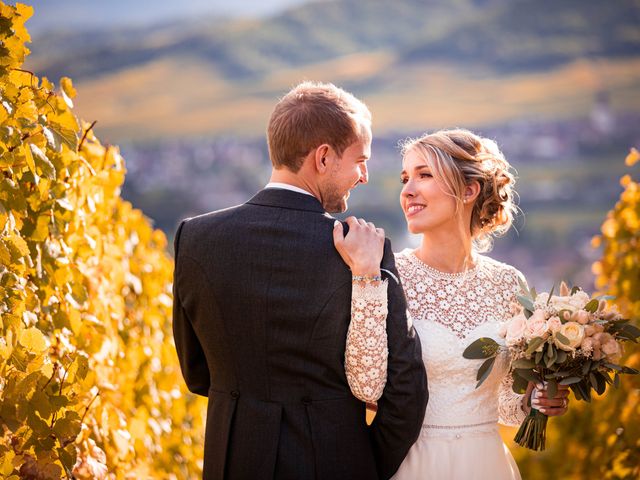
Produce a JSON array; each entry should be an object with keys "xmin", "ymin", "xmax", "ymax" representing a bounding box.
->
[{"xmin": 173, "ymin": 188, "xmax": 427, "ymax": 480}]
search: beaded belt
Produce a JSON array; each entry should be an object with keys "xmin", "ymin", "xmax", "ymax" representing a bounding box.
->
[{"xmin": 423, "ymin": 420, "xmax": 497, "ymax": 430}]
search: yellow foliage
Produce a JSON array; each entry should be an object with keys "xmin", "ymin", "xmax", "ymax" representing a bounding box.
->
[
  {"xmin": 0, "ymin": 2, "xmax": 205, "ymax": 477},
  {"xmin": 514, "ymin": 149, "xmax": 640, "ymax": 479}
]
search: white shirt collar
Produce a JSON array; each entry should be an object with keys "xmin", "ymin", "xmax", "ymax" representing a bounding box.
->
[{"xmin": 265, "ymin": 182, "xmax": 314, "ymax": 197}]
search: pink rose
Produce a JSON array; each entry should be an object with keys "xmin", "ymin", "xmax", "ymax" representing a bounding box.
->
[
  {"xmin": 571, "ymin": 310, "xmax": 591, "ymax": 325},
  {"xmin": 506, "ymin": 313, "xmax": 527, "ymax": 347},
  {"xmin": 546, "ymin": 316, "xmax": 562, "ymax": 334},
  {"xmin": 584, "ymin": 323, "xmax": 605, "ymax": 337},
  {"xmin": 525, "ymin": 310, "xmax": 549, "ymax": 341},
  {"xmin": 602, "ymin": 339, "xmax": 622, "ymax": 363}
]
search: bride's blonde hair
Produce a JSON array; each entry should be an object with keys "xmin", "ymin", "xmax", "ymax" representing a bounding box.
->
[{"xmin": 401, "ymin": 128, "xmax": 518, "ymax": 253}]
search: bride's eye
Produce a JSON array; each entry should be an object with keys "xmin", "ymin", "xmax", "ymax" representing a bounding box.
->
[
  {"xmin": 420, "ymin": 173, "xmax": 433, "ymax": 179},
  {"xmin": 400, "ymin": 177, "xmax": 408, "ymax": 184}
]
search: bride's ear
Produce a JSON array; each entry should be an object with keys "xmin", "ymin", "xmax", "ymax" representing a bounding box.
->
[{"xmin": 463, "ymin": 181, "xmax": 481, "ymax": 204}]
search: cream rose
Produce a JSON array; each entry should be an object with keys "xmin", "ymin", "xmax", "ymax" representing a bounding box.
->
[
  {"xmin": 554, "ymin": 321, "xmax": 585, "ymax": 351},
  {"xmin": 506, "ymin": 313, "xmax": 527, "ymax": 347},
  {"xmin": 525, "ymin": 309, "xmax": 549, "ymax": 341}
]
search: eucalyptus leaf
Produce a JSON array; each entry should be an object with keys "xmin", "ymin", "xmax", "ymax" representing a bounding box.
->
[
  {"xmin": 476, "ymin": 356, "xmax": 496, "ymax": 388},
  {"xmin": 463, "ymin": 337, "xmax": 499, "ymax": 359},
  {"xmin": 559, "ymin": 376, "xmax": 582, "ymax": 385},
  {"xmin": 512, "ymin": 358, "xmax": 536, "ymax": 369},
  {"xmin": 514, "ymin": 368, "xmax": 540, "ymax": 384},
  {"xmin": 546, "ymin": 379, "xmax": 558, "ymax": 399},
  {"xmin": 517, "ymin": 295, "xmax": 535, "ymax": 311},
  {"xmin": 584, "ymin": 299, "xmax": 599, "ymax": 313},
  {"xmin": 555, "ymin": 332, "xmax": 570, "ymax": 346},
  {"xmin": 546, "ymin": 283, "xmax": 555, "ymax": 305},
  {"xmin": 525, "ymin": 337, "xmax": 545, "ymax": 356}
]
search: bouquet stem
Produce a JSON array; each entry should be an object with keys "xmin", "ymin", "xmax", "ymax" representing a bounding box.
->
[{"xmin": 514, "ymin": 408, "xmax": 548, "ymax": 451}]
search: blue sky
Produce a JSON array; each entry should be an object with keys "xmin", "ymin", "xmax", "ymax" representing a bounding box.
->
[{"xmin": 13, "ymin": 0, "xmax": 314, "ymax": 34}]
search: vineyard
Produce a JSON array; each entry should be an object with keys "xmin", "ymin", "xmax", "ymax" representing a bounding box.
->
[
  {"xmin": 0, "ymin": 1, "xmax": 638, "ymax": 479},
  {"xmin": 0, "ymin": 3, "xmax": 205, "ymax": 478}
]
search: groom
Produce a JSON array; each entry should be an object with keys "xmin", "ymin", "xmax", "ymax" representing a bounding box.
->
[{"xmin": 172, "ymin": 81, "xmax": 427, "ymax": 479}]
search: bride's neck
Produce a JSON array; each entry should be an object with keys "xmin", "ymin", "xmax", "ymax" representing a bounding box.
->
[{"xmin": 415, "ymin": 232, "xmax": 475, "ymax": 274}]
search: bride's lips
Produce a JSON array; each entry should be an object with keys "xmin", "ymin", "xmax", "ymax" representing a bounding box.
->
[{"xmin": 405, "ymin": 203, "xmax": 426, "ymax": 217}]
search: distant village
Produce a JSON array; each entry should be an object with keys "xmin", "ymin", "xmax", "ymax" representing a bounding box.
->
[{"xmin": 119, "ymin": 97, "xmax": 639, "ymax": 291}]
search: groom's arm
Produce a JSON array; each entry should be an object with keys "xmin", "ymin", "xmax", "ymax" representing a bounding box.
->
[
  {"xmin": 369, "ymin": 239, "xmax": 428, "ymax": 479},
  {"xmin": 172, "ymin": 220, "xmax": 210, "ymax": 397}
]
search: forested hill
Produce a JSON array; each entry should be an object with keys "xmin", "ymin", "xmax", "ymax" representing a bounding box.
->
[{"xmin": 28, "ymin": 0, "xmax": 640, "ymax": 82}]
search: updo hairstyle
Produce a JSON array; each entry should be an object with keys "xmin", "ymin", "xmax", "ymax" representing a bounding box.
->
[{"xmin": 401, "ymin": 128, "xmax": 518, "ymax": 252}]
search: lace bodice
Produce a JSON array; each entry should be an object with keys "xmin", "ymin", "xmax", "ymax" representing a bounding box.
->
[{"xmin": 345, "ymin": 249, "xmax": 527, "ymax": 431}]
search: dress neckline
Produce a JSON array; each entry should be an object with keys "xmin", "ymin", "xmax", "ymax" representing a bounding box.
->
[{"xmin": 404, "ymin": 249, "xmax": 482, "ymax": 280}]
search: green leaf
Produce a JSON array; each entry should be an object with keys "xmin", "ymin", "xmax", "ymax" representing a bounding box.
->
[
  {"xmin": 476, "ymin": 356, "xmax": 496, "ymax": 388},
  {"xmin": 463, "ymin": 337, "xmax": 499, "ymax": 359},
  {"xmin": 512, "ymin": 373, "xmax": 529, "ymax": 394},
  {"xmin": 584, "ymin": 299, "xmax": 599, "ymax": 313},
  {"xmin": 514, "ymin": 368, "xmax": 540, "ymax": 384},
  {"xmin": 555, "ymin": 332, "xmax": 570, "ymax": 346},
  {"xmin": 613, "ymin": 373, "xmax": 620, "ymax": 388},
  {"xmin": 535, "ymin": 350, "xmax": 544, "ymax": 364},
  {"xmin": 621, "ymin": 366, "xmax": 640, "ymax": 375},
  {"xmin": 546, "ymin": 379, "xmax": 558, "ymax": 399},
  {"xmin": 582, "ymin": 360, "xmax": 593, "ymax": 375},
  {"xmin": 555, "ymin": 349, "xmax": 567, "ymax": 364},
  {"xmin": 570, "ymin": 286, "xmax": 581, "ymax": 295},
  {"xmin": 523, "ymin": 309, "xmax": 533, "ymax": 319},
  {"xmin": 517, "ymin": 295, "xmax": 535, "ymax": 311},
  {"xmin": 517, "ymin": 276, "xmax": 531, "ymax": 298},
  {"xmin": 559, "ymin": 376, "xmax": 582, "ymax": 385},
  {"xmin": 525, "ymin": 337, "xmax": 545, "ymax": 356},
  {"xmin": 512, "ymin": 358, "xmax": 536, "ymax": 369},
  {"xmin": 546, "ymin": 283, "xmax": 555, "ymax": 305},
  {"xmin": 603, "ymin": 362, "xmax": 623, "ymax": 371}
]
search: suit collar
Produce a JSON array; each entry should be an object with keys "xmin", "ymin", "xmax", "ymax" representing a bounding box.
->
[{"xmin": 247, "ymin": 188, "xmax": 326, "ymax": 213}]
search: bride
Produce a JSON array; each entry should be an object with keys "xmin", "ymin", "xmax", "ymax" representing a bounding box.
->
[{"xmin": 334, "ymin": 129, "xmax": 570, "ymax": 479}]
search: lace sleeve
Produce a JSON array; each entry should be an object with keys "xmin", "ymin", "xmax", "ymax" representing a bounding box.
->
[
  {"xmin": 345, "ymin": 280, "xmax": 389, "ymax": 403},
  {"xmin": 498, "ymin": 371, "xmax": 528, "ymax": 427}
]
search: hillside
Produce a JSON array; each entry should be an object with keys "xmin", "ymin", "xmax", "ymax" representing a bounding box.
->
[{"xmin": 22, "ymin": 0, "xmax": 640, "ymax": 141}]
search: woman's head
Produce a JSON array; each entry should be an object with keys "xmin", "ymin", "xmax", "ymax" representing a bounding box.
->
[{"xmin": 400, "ymin": 128, "xmax": 517, "ymax": 252}]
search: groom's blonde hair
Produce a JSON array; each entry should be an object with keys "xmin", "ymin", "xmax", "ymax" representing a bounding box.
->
[{"xmin": 267, "ymin": 81, "xmax": 371, "ymax": 172}]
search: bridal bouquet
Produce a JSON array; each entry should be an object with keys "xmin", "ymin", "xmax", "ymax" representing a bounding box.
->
[{"xmin": 463, "ymin": 280, "xmax": 639, "ymax": 451}]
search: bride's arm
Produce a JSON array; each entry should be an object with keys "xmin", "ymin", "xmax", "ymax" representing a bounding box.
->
[
  {"xmin": 345, "ymin": 278, "xmax": 389, "ymax": 403},
  {"xmin": 333, "ymin": 217, "xmax": 389, "ymax": 403}
]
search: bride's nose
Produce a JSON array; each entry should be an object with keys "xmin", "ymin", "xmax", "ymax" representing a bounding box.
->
[{"xmin": 401, "ymin": 179, "xmax": 415, "ymax": 198}]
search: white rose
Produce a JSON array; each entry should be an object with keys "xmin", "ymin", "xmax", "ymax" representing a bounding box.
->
[{"xmin": 554, "ymin": 321, "xmax": 585, "ymax": 351}]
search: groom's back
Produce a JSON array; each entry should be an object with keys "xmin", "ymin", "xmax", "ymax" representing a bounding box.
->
[{"xmin": 173, "ymin": 189, "xmax": 377, "ymax": 479}]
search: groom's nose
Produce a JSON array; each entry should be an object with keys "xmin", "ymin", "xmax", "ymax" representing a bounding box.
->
[{"xmin": 358, "ymin": 164, "xmax": 368, "ymax": 184}]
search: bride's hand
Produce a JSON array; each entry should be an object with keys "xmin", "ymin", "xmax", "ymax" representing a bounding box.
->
[
  {"xmin": 530, "ymin": 382, "xmax": 570, "ymax": 416},
  {"xmin": 333, "ymin": 216, "xmax": 385, "ymax": 276}
]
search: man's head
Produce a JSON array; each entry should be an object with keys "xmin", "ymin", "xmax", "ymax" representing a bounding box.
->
[{"xmin": 267, "ymin": 81, "xmax": 372, "ymax": 213}]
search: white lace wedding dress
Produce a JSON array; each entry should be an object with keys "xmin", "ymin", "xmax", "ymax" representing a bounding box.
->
[{"xmin": 345, "ymin": 249, "xmax": 527, "ymax": 480}]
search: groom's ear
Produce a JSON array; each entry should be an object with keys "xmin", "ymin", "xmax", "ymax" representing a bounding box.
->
[{"xmin": 314, "ymin": 144, "xmax": 332, "ymax": 174}]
